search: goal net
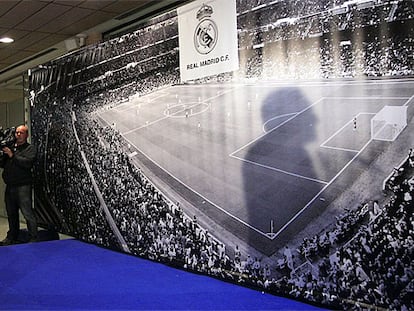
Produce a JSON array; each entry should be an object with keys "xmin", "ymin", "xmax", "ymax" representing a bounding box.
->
[{"xmin": 371, "ymin": 106, "xmax": 407, "ymax": 141}]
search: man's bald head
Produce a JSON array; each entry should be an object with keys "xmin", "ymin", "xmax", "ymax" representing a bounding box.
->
[{"xmin": 15, "ymin": 125, "xmax": 29, "ymax": 146}]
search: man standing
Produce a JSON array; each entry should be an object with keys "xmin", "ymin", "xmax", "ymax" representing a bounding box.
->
[{"xmin": 0, "ymin": 125, "xmax": 37, "ymax": 245}]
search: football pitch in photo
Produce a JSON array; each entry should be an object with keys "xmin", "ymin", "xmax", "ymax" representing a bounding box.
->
[{"xmin": 97, "ymin": 78, "xmax": 414, "ymax": 255}]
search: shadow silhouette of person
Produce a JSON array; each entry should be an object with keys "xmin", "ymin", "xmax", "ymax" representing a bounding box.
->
[{"xmin": 241, "ymin": 87, "xmax": 323, "ymax": 257}]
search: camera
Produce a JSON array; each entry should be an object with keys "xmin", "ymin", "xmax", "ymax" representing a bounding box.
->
[{"xmin": 0, "ymin": 126, "xmax": 16, "ymax": 149}]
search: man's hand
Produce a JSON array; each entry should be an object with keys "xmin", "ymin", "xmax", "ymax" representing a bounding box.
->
[{"xmin": 2, "ymin": 147, "xmax": 13, "ymax": 158}]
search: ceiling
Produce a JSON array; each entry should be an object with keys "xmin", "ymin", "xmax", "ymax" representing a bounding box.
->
[{"xmin": 0, "ymin": 0, "xmax": 188, "ymax": 93}]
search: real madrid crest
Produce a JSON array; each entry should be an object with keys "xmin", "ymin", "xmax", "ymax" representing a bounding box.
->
[{"xmin": 194, "ymin": 3, "xmax": 218, "ymax": 55}]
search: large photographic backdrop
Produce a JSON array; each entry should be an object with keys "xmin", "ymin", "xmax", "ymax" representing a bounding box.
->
[{"xmin": 29, "ymin": 0, "xmax": 414, "ymax": 309}]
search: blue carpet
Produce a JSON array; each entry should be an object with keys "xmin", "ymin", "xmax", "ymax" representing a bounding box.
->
[{"xmin": 0, "ymin": 239, "xmax": 325, "ymax": 310}]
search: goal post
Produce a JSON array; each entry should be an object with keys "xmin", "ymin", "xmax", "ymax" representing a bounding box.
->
[{"xmin": 371, "ymin": 106, "xmax": 407, "ymax": 141}]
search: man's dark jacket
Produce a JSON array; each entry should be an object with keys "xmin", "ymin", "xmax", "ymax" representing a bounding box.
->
[{"xmin": 0, "ymin": 142, "xmax": 36, "ymax": 186}]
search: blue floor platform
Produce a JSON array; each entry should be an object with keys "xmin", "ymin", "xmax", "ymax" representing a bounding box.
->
[{"xmin": 0, "ymin": 239, "xmax": 326, "ymax": 310}]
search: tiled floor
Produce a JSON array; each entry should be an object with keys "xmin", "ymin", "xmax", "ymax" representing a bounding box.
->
[
  {"xmin": 0, "ymin": 216, "xmax": 10, "ymax": 240},
  {"xmin": 0, "ymin": 216, "xmax": 71, "ymax": 242}
]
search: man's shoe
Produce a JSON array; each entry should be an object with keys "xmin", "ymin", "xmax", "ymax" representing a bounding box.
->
[
  {"xmin": 28, "ymin": 238, "xmax": 38, "ymax": 243},
  {"xmin": 0, "ymin": 237, "xmax": 17, "ymax": 246}
]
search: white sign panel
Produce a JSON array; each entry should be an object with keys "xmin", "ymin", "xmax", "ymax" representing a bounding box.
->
[{"xmin": 177, "ymin": 0, "xmax": 239, "ymax": 82}]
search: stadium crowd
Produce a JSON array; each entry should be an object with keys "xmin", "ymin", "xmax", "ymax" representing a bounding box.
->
[
  {"xmin": 31, "ymin": 92, "xmax": 119, "ymax": 248},
  {"xmin": 271, "ymin": 152, "xmax": 414, "ymax": 310},
  {"xmin": 237, "ymin": 0, "xmax": 413, "ymax": 79}
]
